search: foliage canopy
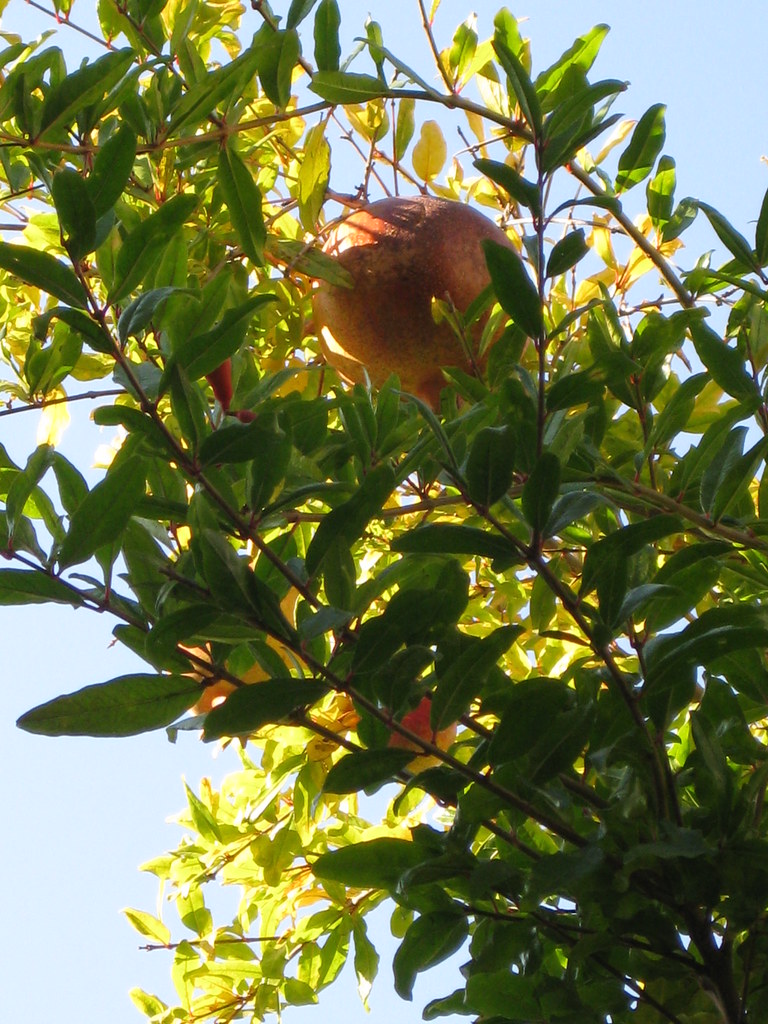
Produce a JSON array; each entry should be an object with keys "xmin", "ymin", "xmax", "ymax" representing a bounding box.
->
[{"xmin": 5, "ymin": 2, "xmax": 768, "ymax": 1022}]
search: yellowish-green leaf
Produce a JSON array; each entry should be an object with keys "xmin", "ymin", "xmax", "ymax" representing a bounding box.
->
[{"xmin": 412, "ymin": 120, "xmax": 447, "ymax": 181}]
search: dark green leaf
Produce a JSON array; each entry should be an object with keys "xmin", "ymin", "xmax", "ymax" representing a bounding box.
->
[
  {"xmin": 473, "ymin": 158, "xmax": 540, "ymax": 215},
  {"xmin": 546, "ymin": 229, "xmax": 588, "ymax": 278},
  {"xmin": 305, "ymin": 463, "xmax": 395, "ymax": 576},
  {"xmin": 87, "ymin": 124, "xmax": 137, "ymax": 219},
  {"xmin": 465, "ymin": 970, "xmax": 539, "ymax": 1019},
  {"xmin": 323, "ymin": 749, "xmax": 414, "ymax": 794},
  {"xmin": 545, "ymin": 491, "xmax": 607, "ymax": 537},
  {"xmin": 391, "ymin": 524, "xmax": 519, "ymax": 568},
  {"xmin": 17, "ymin": 673, "xmax": 200, "ymax": 737},
  {"xmin": 176, "ymin": 294, "xmax": 276, "ymax": 381},
  {"xmin": 286, "ymin": 0, "xmax": 319, "ymax": 28},
  {"xmin": 393, "ymin": 912, "xmax": 468, "ymax": 1001},
  {"xmin": 312, "ymin": 837, "xmax": 427, "ymax": 889},
  {"xmin": 0, "ymin": 568, "xmax": 84, "ymax": 606},
  {"xmin": 35, "ymin": 306, "xmax": 112, "ymax": 354},
  {"xmin": 57, "ymin": 456, "xmax": 146, "ymax": 569},
  {"xmin": 199, "ymin": 414, "xmax": 284, "ymax": 467},
  {"xmin": 689, "ymin": 319, "xmax": 759, "ymax": 403},
  {"xmin": 646, "ymin": 154, "xmax": 676, "ymax": 229},
  {"xmin": 217, "ymin": 144, "xmax": 266, "ymax": 265},
  {"xmin": 51, "ymin": 169, "xmax": 96, "ymax": 260},
  {"xmin": 711, "ymin": 435, "xmax": 768, "ymax": 522},
  {"xmin": 309, "ymin": 71, "xmax": 389, "ymax": 103},
  {"xmin": 615, "ymin": 103, "xmax": 666, "ymax": 192},
  {"xmin": 167, "ymin": 47, "xmax": 261, "ymax": 133},
  {"xmin": 314, "ymin": 0, "xmax": 341, "ymax": 71},
  {"xmin": 465, "ymin": 424, "xmax": 515, "ymax": 506},
  {"xmin": 0, "ymin": 242, "xmax": 87, "ymax": 308},
  {"xmin": 254, "ymin": 26, "xmax": 300, "ymax": 108},
  {"xmin": 492, "ymin": 38, "xmax": 541, "ymax": 134},
  {"xmin": 202, "ymin": 678, "xmax": 327, "ymax": 739},
  {"xmin": 535, "ymin": 24, "xmax": 610, "ymax": 110},
  {"xmin": 111, "ymin": 192, "xmax": 198, "ymax": 303},
  {"xmin": 699, "ymin": 201, "xmax": 758, "ymax": 270},
  {"xmin": 546, "ymin": 370, "xmax": 605, "ymax": 411},
  {"xmin": 431, "ymin": 626, "xmax": 519, "ymax": 732},
  {"xmin": 522, "ymin": 452, "xmax": 560, "ymax": 532},
  {"xmin": 756, "ymin": 185, "xmax": 768, "ymax": 266},
  {"xmin": 117, "ymin": 286, "xmax": 185, "ymax": 344},
  {"xmin": 482, "ymin": 239, "xmax": 542, "ymax": 339},
  {"xmin": 38, "ymin": 50, "xmax": 133, "ymax": 139}
]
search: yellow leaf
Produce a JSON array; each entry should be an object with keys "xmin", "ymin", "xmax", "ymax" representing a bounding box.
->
[
  {"xmin": 412, "ymin": 120, "xmax": 447, "ymax": 181},
  {"xmin": 36, "ymin": 396, "xmax": 69, "ymax": 446}
]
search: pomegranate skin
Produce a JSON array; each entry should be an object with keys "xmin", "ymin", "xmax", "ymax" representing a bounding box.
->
[{"xmin": 313, "ymin": 196, "xmax": 512, "ymax": 408}]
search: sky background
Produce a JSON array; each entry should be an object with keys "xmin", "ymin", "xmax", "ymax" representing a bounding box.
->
[{"xmin": 3, "ymin": 1, "xmax": 768, "ymax": 1021}]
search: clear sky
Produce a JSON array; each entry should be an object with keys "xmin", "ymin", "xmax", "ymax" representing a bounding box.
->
[{"xmin": 4, "ymin": 1, "xmax": 768, "ymax": 1021}]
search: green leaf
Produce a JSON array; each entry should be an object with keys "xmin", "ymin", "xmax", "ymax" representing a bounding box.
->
[
  {"xmin": 522, "ymin": 451, "xmax": 560, "ymax": 532},
  {"xmin": 254, "ymin": 26, "xmax": 300, "ymax": 108},
  {"xmin": 646, "ymin": 154, "xmax": 676, "ymax": 229},
  {"xmin": 492, "ymin": 38, "xmax": 541, "ymax": 134},
  {"xmin": 36, "ymin": 305, "xmax": 113, "ymax": 354},
  {"xmin": 689, "ymin": 319, "xmax": 759, "ymax": 402},
  {"xmin": 87, "ymin": 124, "xmax": 137, "ymax": 219},
  {"xmin": 546, "ymin": 229, "xmax": 588, "ymax": 278},
  {"xmin": 431, "ymin": 625, "xmax": 520, "ymax": 731},
  {"xmin": 711, "ymin": 435, "xmax": 768, "ymax": 522},
  {"xmin": 473, "ymin": 158, "xmax": 540, "ymax": 215},
  {"xmin": 465, "ymin": 970, "xmax": 539, "ymax": 1019},
  {"xmin": 0, "ymin": 242, "xmax": 87, "ymax": 308},
  {"xmin": 38, "ymin": 49, "xmax": 133, "ymax": 139},
  {"xmin": 615, "ymin": 103, "xmax": 666, "ymax": 192},
  {"xmin": 314, "ymin": 0, "xmax": 341, "ymax": 71},
  {"xmin": 305, "ymin": 463, "xmax": 395, "ymax": 576},
  {"xmin": 535, "ymin": 24, "xmax": 610, "ymax": 110},
  {"xmin": 309, "ymin": 71, "xmax": 389, "ymax": 103},
  {"xmin": 312, "ymin": 837, "xmax": 426, "ymax": 889},
  {"xmin": 391, "ymin": 523, "xmax": 519, "ymax": 568},
  {"xmin": 393, "ymin": 912, "xmax": 468, "ymax": 1001},
  {"xmin": 699, "ymin": 201, "xmax": 758, "ymax": 270},
  {"xmin": 0, "ymin": 568, "xmax": 84, "ymax": 606},
  {"xmin": 203, "ymin": 678, "xmax": 327, "ymax": 739},
  {"xmin": 287, "ymin": 0, "xmax": 319, "ymax": 28},
  {"xmin": 756, "ymin": 185, "xmax": 768, "ymax": 266},
  {"xmin": 57, "ymin": 456, "xmax": 146, "ymax": 569},
  {"xmin": 17, "ymin": 673, "xmax": 201, "ymax": 737},
  {"xmin": 482, "ymin": 239, "xmax": 542, "ymax": 339},
  {"xmin": 167, "ymin": 47, "xmax": 262, "ymax": 133},
  {"xmin": 217, "ymin": 144, "xmax": 266, "ymax": 264},
  {"xmin": 117, "ymin": 286, "xmax": 185, "ymax": 344},
  {"xmin": 175, "ymin": 294, "xmax": 276, "ymax": 381},
  {"xmin": 394, "ymin": 96, "xmax": 416, "ymax": 160},
  {"xmin": 123, "ymin": 909, "xmax": 172, "ymax": 945},
  {"xmin": 465, "ymin": 424, "xmax": 515, "ymax": 507},
  {"xmin": 324, "ymin": 749, "xmax": 414, "ymax": 794},
  {"xmin": 199, "ymin": 413, "xmax": 284, "ymax": 467},
  {"xmin": 111, "ymin": 192, "xmax": 198, "ymax": 303},
  {"xmin": 297, "ymin": 122, "xmax": 331, "ymax": 231},
  {"xmin": 51, "ymin": 168, "xmax": 96, "ymax": 260}
]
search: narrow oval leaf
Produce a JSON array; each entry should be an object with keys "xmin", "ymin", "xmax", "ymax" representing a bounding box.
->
[
  {"xmin": 492, "ymin": 37, "xmax": 542, "ymax": 133},
  {"xmin": 522, "ymin": 451, "xmax": 561, "ymax": 533},
  {"xmin": 698, "ymin": 201, "xmax": 758, "ymax": 270},
  {"xmin": 87, "ymin": 124, "xmax": 137, "ymax": 219},
  {"xmin": 689, "ymin": 319, "xmax": 759, "ymax": 402},
  {"xmin": 474, "ymin": 157, "xmax": 540, "ymax": 215},
  {"xmin": 309, "ymin": 71, "xmax": 389, "ymax": 103},
  {"xmin": 324, "ymin": 749, "xmax": 414, "ymax": 794},
  {"xmin": 314, "ymin": 0, "xmax": 341, "ymax": 71},
  {"xmin": 0, "ymin": 242, "xmax": 87, "ymax": 308},
  {"xmin": 17, "ymin": 673, "xmax": 201, "ymax": 736},
  {"xmin": 393, "ymin": 912, "xmax": 468, "ymax": 1001},
  {"xmin": 51, "ymin": 168, "xmax": 96, "ymax": 260},
  {"xmin": 312, "ymin": 837, "xmax": 426, "ymax": 889},
  {"xmin": 0, "ymin": 567, "xmax": 85, "ymax": 606},
  {"xmin": 482, "ymin": 239, "xmax": 543, "ymax": 339},
  {"xmin": 465, "ymin": 424, "xmax": 516, "ymax": 507},
  {"xmin": 111, "ymin": 192, "xmax": 198, "ymax": 303},
  {"xmin": 545, "ymin": 229, "xmax": 588, "ymax": 278},
  {"xmin": 217, "ymin": 144, "xmax": 266, "ymax": 265},
  {"xmin": 615, "ymin": 103, "xmax": 666, "ymax": 192},
  {"xmin": 38, "ymin": 49, "xmax": 133, "ymax": 139},
  {"xmin": 57, "ymin": 457, "xmax": 146, "ymax": 569},
  {"xmin": 202, "ymin": 678, "xmax": 328, "ymax": 739},
  {"xmin": 391, "ymin": 523, "xmax": 519, "ymax": 567}
]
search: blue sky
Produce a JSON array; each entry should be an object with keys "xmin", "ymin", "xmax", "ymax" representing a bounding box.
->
[{"xmin": 4, "ymin": 1, "xmax": 768, "ymax": 1021}]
